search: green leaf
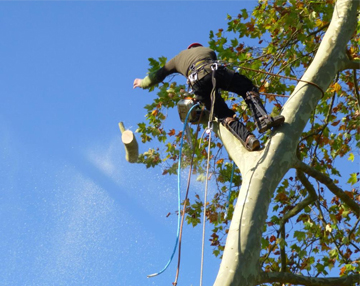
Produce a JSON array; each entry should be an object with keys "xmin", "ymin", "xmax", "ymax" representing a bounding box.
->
[
  {"xmin": 294, "ymin": 230, "xmax": 306, "ymax": 242},
  {"xmin": 347, "ymin": 173, "xmax": 358, "ymax": 185},
  {"xmin": 329, "ymin": 248, "xmax": 338, "ymax": 259},
  {"xmin": 241, "ymin": 9, "xmax": 248, "ymax": 20}
]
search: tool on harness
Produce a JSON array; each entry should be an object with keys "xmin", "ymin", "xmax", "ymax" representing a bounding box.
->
[
  {"xmin": 177, "ymin": 95, "xmax": 203, "ymax": 149},
  {"xmin": 177, "ymin": 95, "xmax": 202, "ymax": 123}
]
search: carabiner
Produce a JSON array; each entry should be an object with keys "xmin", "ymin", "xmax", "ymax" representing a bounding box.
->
[{"xmin": 211, "ymin": 62, "xmax": 218, "ymax": 71}]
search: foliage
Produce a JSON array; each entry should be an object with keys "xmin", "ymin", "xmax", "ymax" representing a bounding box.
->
[{"xmin": 136, "ymin": 0, "xmax": 360, "ymax": 282}]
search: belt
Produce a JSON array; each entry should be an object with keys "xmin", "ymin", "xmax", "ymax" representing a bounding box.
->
[{"xmin": 187, "ymin": 59, "xmax": 214, "ymax": 77}]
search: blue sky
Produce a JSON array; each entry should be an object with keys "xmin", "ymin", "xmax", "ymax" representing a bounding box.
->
[{"xmin": 0, "ymin": 1, "xmax": 260, "ymax": 286}]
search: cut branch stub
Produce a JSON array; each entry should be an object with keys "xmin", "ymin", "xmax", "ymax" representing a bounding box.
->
[{"xmin": 118, "ymin": 122, "xmax": 139, "ymax": 163}]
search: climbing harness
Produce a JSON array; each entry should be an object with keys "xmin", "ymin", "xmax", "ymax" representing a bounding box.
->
[{"xmin": 147, "ymin": 102, "xmax": 200, "ymax": 279}]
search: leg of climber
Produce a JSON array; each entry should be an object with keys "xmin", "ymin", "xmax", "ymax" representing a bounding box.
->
[
  {"xmin": 192, "ymin": 73, "xmax": 260, "ymax": 151},
  {"xmin": 222, "ymin": 116, "xmax": 260, "ymax": 151},
  {"xmin": 245, "ymin": 89, "xmax": 285, "ymax": 133},
  {"xmin": 215, "ymin": 68, "xmax": 285, "ymax": 133},
  {"xmin": 209, "ymin": 89, "xmax": 260, "ymax": 151}
]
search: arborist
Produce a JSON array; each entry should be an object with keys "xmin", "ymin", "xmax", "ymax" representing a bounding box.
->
[{"xmin": 133, "ymin": 43, "xmax": 285, "ymax": 151}]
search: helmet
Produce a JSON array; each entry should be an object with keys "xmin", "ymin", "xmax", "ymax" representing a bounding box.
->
[{"xmin": 187, "ymin": 43, "xmax": 203, "ymax": 49}]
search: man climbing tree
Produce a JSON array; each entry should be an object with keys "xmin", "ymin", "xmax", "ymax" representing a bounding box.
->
[
  {"xmin": 133, "ymin": 43, "xmax": 285, "ymax": 151},
  {"xmin": 130, "ymin": 0, "xmax": 359, "ymax": 285}
]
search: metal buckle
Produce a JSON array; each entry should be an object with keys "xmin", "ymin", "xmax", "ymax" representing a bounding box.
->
[
  {"xmin": 211, "ymin": 62, "xmax": 218, "ymax": 71},
  {"xmin": 188, "ymin": 72, "xmax": 198, "ymax": 83}
]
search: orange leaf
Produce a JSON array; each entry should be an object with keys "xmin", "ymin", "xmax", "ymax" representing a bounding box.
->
[
  {"xmin": 216, "ymin": 159, "xmax": 224, "ymax": 165},
  {"xmin": 330, "ymin": 83, "xmax": 342, "ymax": 93},
  {"xmin": 259, "ymin": 85, "xmax": 267, "ymax": 93},
  {"xmin": 168, "ymin": 129, "xmax": 175, "ymax": 136},
  {"xmin": 339, "ymin": 266, "xmax": 346, "ymax": 276}
]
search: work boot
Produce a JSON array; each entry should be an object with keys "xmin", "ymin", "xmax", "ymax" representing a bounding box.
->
[
  {"xmin": 245, "ymin": 135, "xmax": 260, "ymax": 151},
  {"xmin": 222, "ymin": 117, "xmax": 260, "ymax": 151},
  {"xmin": 256, "ymin": 115, "xmax": 285, "ymax": 133},
  {"xmin": 245, "ymin": 90, "xmax": 285, "ymax": 133}
]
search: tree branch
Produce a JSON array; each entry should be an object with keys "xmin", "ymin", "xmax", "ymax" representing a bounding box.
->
[
  {"xmin": 276, "ymin": 170, "xmax": 318, "ymax": 273},
  {"xmin": 259, "ymin": 271, "xmax": 360, "ymax": 286},
  {"xmin": 353, "ymin": 68, "xmax": 360, "ymax": 111},
  {"xmin": 294, "ymin": 160, "xmax": 360, "ymax": 217},
  {"xmin": 279, "ymin": 170, "xmax": 318, "ymax": 229},
  {"xmin": 341, "ymin": 59, "xmax": 360, "ymax": 71},
  {"xmin": 280, "ymin": 226, "xmax": 286, "ymax": 273}
]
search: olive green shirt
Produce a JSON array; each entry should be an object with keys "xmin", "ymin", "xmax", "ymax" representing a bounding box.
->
[{"xmin": 140, "ymin": 46, "xmax": 217, "ymax": 89}]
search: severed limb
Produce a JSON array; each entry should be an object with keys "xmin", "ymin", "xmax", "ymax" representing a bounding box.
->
[{"xmin": 118, "ymin": 122, "xmax": 139, "ymax": 163}]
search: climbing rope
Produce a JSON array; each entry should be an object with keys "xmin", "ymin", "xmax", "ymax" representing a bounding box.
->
[
  {"xmin": 199, "ymin": 124, "xmax": 212, "ymax": 286},
  {"xmin": 233, "ymin": 64, "xmax": 326, "ymax": 98},
  {"xmin": 147, "ymin": 102, "xmax": 200, "ymax": 279},
  {"xmin": 173, "ymin": 107, "xmax": 204, "ymax": 286},
  {"xmin": 199, "ymin": 63, "xmax": 220, "ymax": 286}
]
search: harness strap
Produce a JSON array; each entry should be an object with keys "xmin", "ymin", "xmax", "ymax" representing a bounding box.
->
[
  {"xmin": 208, "ymin": 63, "xmax": 218, "ymax": 123},
  {"xmin": 187, "ymin": 58, "xmax": 213, "ymax": 77}
]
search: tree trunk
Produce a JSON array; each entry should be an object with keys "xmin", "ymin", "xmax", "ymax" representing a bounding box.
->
[{"xmin": 213, "ymin": 1, "xmax": 359, "ymax": 285}]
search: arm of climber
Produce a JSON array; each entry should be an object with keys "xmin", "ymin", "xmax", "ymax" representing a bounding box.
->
[{"xmin": 133, "ymin": 57, "xmax": 178, "ymax": 89}]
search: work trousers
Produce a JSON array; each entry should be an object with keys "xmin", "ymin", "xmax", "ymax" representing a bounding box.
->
[{"xmin": 192, "ymin": 66, "xmax": 257, "ymax": 140}]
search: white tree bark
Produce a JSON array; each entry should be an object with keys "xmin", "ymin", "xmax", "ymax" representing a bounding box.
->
[{"xmin": 213, "ymin": 1, "xmax": 359, "ymax": 285}]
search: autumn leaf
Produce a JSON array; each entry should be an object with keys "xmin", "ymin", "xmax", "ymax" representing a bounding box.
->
[
  {"xmin": 216, "ymin": 159, "xmax": 224, "ymax": 165},
  {"xmin": 168, "ymin": 129, "xmax": 175, "ymax": 136}
]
